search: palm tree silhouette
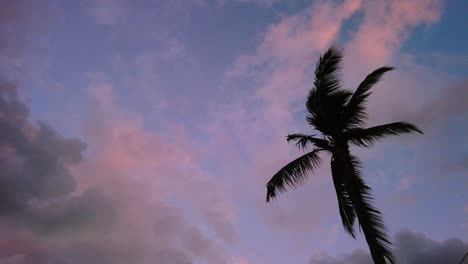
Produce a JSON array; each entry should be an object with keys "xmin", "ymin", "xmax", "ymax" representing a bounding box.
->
[{"xmin": 265, "ymin": 47, "xmax": 423, "ymax": 264}]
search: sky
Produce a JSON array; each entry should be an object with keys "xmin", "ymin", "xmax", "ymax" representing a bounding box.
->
[{"xmin": 0, "ymin": 0, "xmax": 467, "ymax": 263}]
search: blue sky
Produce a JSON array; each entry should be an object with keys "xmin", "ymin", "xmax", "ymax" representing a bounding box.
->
[{"xmin": 0, "ymin": 0, "xmax": 467, "ymax": 263}]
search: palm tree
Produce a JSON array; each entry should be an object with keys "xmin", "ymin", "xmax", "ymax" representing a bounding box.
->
[{"xmin": 265, "ymin": 47, "xmax": 423, "ymax": 264}]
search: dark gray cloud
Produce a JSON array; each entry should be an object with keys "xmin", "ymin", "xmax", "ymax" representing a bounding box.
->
[
  {"xmin": 310, "ymin": 249, "xmax": 373, "ymax": 264},
  {"xmin": 310, "ymin": 230, "xmax": 468, "ymax": 264},
  {"xmin": 0, "ymin": 78, "xmax": 126, "ymax": 264},
  {"xmin": 395, "ymin": 230, "xmax": 467, "ymax": 264},
  {"xmin": 0, "ymin": 80, "xmax": 113, "ymax": 232}
]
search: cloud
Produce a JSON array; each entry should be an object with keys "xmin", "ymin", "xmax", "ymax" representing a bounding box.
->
[
  {"xmin": 58, "ymin": 75, "xmax": 236, "ymax": 263},
  {"xmin": 0, "ymin": 79, "xmax": 112, "ymax": 233},
  {"xmin": 309, "ymin": 230, "xmax": 468, "ymax": 264},
  {"xmin": 393, "ymin": 80, "xmax": 468, "ymax": 129},
  {"xmin": 221, "ymin": 0, "xmax": 445, "ymax": 146},
  {"xmin": 0, "ymin": 0, "xmax": 114, "ymax": 242},
  {"xmin": 344, "ymin": 0, "xmax": 442, "ymax": 68},
  {"xmin": 219, "ymin": 0, "xmax": 365, "ymax": 166},
  {"xmin": 0, "ymin": 203, "xmax": 222, "ymax": 264},
  {"xmin": 311, "ymin": 249, "xmax": 373, "ymax": 264},
  {"xmin": 0, "ymin": 74, "xmax": 237, "ymax": 263},
  {"xmin": 226, "ymin": 0, "xmax": 363, "ymax": 99},
  {"xmin": 0, "ymin": 75, "xmax": 117, "ymax": 254},
  {"xmin": 0, "ymin": 79, "xmax": 129, "ymax": 264},
  {"xmin": 380, "ymin": 79, "xmax": 468, "ymax": 182},
  {"xmin": 87, "ymin": 0, "xmax": 128, "ymax": 25},
  {"xmin": 228, "ymin": 256, "xmax": 250, "ymax": 264},
  {"xmin": 0, "ymin": 4, "xmax": 236, "ymax": 260},
  {"xmin": 220, "ymin": 0, "xmax": 447, "ymax": 203}
]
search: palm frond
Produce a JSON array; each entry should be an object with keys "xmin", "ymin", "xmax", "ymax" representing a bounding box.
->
[
  {"xmin": 342, "ymin": 67, "xmax": 395, "ymax": 128},
  {"xmin": 304, "ymin": 47, "xmax": 350, "ymax": 136},
  {"xmin": 340, "ymin": 155, "xmax": 395, "ymax": 264},
  {"xmin": 313, "ymin": 46, "xmax": 343, "ymax": 96},
  {"xmin": 345, "ymin": 122, "xmax": 423, "ymax": 147},
  {"xmin": 331, "ymin": 158, "xmax": 356, "ymax": 238},
  {"xmin": 266, "ymin": 150, "xmax": 322, "ymax": 202},
  {"xmin": 306, "ymin": 88, "xmax": 352, "ymax": 135},
  {"xmin": 286, "ymin": 133, "xmax": 330, "ymax": 150}
]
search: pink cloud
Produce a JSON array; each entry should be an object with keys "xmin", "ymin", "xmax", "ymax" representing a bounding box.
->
[
  {"xmin": 259, "ymin": 0, "xmax": 362, "ymax": 58},
  {"xmin": 336, "ymin": 0, "xmax": 446, "ymax": 126},
  {"xmin": 0, "ymin": 228, "xmax": 42, "ymax": 258},
  {"xmin": 221, "ymin": 0, "xmax": 365, "ymax": 146},
  {"xmin": 79, "ymin": 74, "xmax": 237, "ymax": 241},
  {"xmin": 344, "ymin": 0, "xmax": 442, "ymax": 69},
  {"xmin": 228, "ymin": 256, "xmax": 250, "ymax": 264},
  {"xmin": 221, "ymin": 0, "xmax": 365, "ymax": 175},
  {"xmin": 215, "ymin": 2, "xmax": 369, "ymax": 240},
  {"xmin": 227, "ymin": 0, "xmax": 363, "ymax": 79}
]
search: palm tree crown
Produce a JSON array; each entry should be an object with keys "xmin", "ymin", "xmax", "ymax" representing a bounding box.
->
[{"xmin": 265, "ymin": 47, "xmax": 423, "ymax": 264}]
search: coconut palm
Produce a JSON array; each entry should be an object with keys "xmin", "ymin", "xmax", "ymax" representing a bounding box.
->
[{"xmin": 265, "ymin": 47, "xmax": 423, "ymax": 264}]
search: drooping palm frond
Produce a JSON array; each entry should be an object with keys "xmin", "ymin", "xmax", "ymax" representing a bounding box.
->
[
  {"xmin": 266, "ymin": 149, "xmax": 322, "ymax": 202},
  {"xmin": 345, "ymin": 122, "xmax": 423, "ymax": 147},
  {"xmin": 286, "ymin": 133, "xmax": 330, "ymax": 150},
  {"xmin": 339, "ymin": 155, "xmax": 395, "ymax": 264},
  {"xmin": 331, "ymin": 158, "xmax": 357, "ymax": 238},
  {"xmin": 342, "ymin": 67, "xmax": 395, "ymax": 129}
]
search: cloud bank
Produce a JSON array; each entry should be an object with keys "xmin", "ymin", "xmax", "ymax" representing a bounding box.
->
[{"xmin": 310, "ymin": 230, "xmax": 468, "ymax": 264}]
